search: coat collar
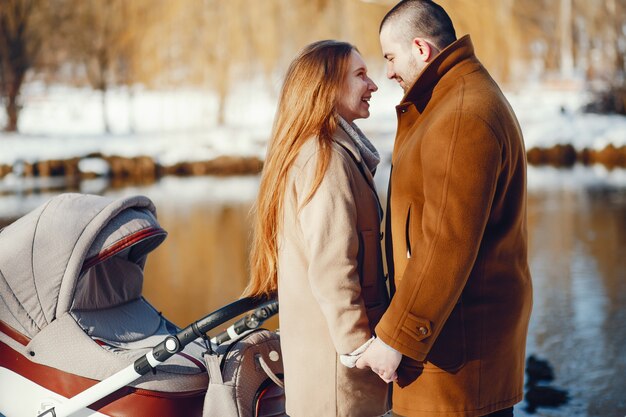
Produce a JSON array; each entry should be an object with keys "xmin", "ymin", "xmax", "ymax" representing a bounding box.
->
[
  {"xmin": 400, "ymin": 34, "xmax": 480, "ymax": 107},
  {"xmin": 332, "ymin": 124, "xmax": 379, "ymax": 192},
  {"xmin": 333, "ymin": 125, "xmax": 362, "ymax": 164}
]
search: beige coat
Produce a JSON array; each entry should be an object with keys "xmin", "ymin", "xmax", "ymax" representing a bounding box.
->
[
  {"xmin": 277, "ymin": 126, "xmax": 390, "ymax": 417},
  {"xmin": 376, "ymin": 35, "xmax": 533, "ymax": 416}
]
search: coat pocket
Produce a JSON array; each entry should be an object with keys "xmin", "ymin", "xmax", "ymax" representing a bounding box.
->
[
  {"xmin": 358, "ymin": 230, "xmax": 384, "ymax": 306},
  {"xmin": 358, "ymin": 230, "xmax": 389, "ymax": 331},
  {"xmin": 405, "ymin": 204, "xmax": 412, "ymax": 259},
  {"xmin": 400, "ymin": 302, "xmax": 467, "ymax": 373}
]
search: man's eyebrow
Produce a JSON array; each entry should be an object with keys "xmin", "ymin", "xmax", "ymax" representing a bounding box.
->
[{"xmin": 383, "ymin": 53, "xmax": 392, "ymax": 59}]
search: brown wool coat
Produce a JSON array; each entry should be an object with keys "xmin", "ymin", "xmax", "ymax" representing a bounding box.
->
[
  {"xmin": 376, "ymin": 35, "xmax": 533, "ymax": 417},
  {"xmin": 277, "ymin": 126, "xmax": 390, "ymax": 417}
]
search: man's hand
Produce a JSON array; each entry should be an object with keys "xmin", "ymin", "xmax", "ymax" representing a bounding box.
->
[{"xmin": 355, "ymin": 337, "xmax": 402, "ymax": 383}]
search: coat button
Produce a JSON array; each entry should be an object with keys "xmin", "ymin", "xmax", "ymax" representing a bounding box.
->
[{"xmin": 418, "ymin": 326, "xmax": 428, "ymax": 336}]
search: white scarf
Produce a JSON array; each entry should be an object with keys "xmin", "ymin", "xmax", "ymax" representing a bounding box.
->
[{"xmin": 337, "ymin": 117, "xmax": 381, "ymax": 174}]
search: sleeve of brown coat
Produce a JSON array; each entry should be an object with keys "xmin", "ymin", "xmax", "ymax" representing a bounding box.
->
[
  {"xmin": 376, "ymin": 112, "xmax": 502, "ymax": 361},
  {"xmin": 295, "ymin": 147, "xmax": 373, "ymax": 355}
]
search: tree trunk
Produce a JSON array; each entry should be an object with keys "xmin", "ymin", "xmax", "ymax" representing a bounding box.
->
[
  {"xmin": 217, "ymin": 89, "xmax": 226, "ymax": 126},
  {"xmin": 5, "ymin": 94, "xmax": 18, "ymax": 132},
  {"xmin": 3, "ymin": 70, "xmax": 26, "ymax": 132},
  {"xmin": 559, "ymin": 0, "xmax": 574, "ymax": 77},
  {"xmin": 101, "ymin": 87, "xmax": 111, "ymax": 134},
  {"xmin": 607, "ymin": 0, "xmax": 625, "ymax": 83},
  {"xmin": 127, "ymin": 87, "xmax": 135, "ymax": 134}
]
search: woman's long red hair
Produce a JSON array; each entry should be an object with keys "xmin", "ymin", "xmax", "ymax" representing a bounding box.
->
[{"xmin": 243, "ymin": 40, "xmax": 355, "ymax": 299}]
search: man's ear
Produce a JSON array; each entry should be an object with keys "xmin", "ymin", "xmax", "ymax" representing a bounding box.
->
[{"xmin": 413, "ymin": 38, "xmax": 432, "ymax": 62}]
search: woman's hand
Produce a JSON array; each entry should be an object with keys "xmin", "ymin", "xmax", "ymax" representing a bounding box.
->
[{"xmin": 355, "ymin": 338, "xmax": 402, "ymax": 383}]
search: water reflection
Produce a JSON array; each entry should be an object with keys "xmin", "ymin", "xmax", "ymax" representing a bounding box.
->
[
  {"xmin": 521, "ymin": 176, "xmax": 626, "ymax": 416},
  {"xmin": 0, "ymin": 166, "xmax": 624, "ymax": 415},
  {"xmin": 144, "ymin": 202, "xmax": 253, "ymax": 326},
  {"xmin": 139, "ymin": 167, "xmax": 626, "ymax": 415}
]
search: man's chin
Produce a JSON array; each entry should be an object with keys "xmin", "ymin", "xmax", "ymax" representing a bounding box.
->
[{"xmin": 397, "ymin": 81, "xmax": 409, "ymax": 93}]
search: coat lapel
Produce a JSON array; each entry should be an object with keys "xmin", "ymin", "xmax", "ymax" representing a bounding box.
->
[
  {"xmin": 333, "ymin": 126, "xmax": 383, "ymax": 217},
  {"xmin": 332, "ymin": 127, "xmax": 376, "ymax": 189}
]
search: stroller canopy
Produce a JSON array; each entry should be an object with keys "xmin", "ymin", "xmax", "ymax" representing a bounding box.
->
[{"xmin": 0, "ymin": 193, "xmax": 167, "ymax": 339}]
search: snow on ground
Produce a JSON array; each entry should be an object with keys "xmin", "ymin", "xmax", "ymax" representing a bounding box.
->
[
  {"xmin": 1, "ymin": 78, "xmax": 625, "ymax": 168},
  {"xmin": 506, "ymin": 85, "xmax": 626, "ymax": 150},
  {"xmin": 527, "ymin": 164, "xmax": 626, "ymax": 191},
  {"xmin": 2, "ymin": 77, "xmax": 625, "ymax": 221},
  {"xmin": 0, "ymin": 81, "xmax": 274, "ymax": 166}
]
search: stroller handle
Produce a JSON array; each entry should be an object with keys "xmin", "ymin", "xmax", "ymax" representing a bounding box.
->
[
  {"xmin": 38, "ymin": 296, "xmax": 277, "ymax": 417},
  {"xmin": 212, "ymin": 299, "xmax": 279, "ymax": 345},
  {"xmin": 135, "ymin": 296, "xmax": 275, "ymax": 374}
]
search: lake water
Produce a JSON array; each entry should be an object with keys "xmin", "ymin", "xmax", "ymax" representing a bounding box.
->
[{"xmin": 0, "ymin": 164, "xmax": 624, "ymax": 416}]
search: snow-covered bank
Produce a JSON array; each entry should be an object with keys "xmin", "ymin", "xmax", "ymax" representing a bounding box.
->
[
  {"xmin": 1, "ymin": 164, "xmax": 625, "ymax": 224},
  {"xmin": 0, "ymin": 81, "xmax": 625, "ymax": 168},
  {"xmin": 0, "ymin": 81, "xmax": 276, "ymax": 167},
  {"xmin": 506, "ymin": 86, "xmax": 626, "ymax": 150}
]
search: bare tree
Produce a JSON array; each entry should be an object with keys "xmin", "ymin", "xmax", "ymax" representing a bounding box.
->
[
  {"xmin": 559, "ymin": 0, "xmax": 574, "ymax": 77},
  {"xmin": 0, "ymin": 0, "xmax": 43, "ymax": 132},
  {"xmin": 58, "ymin": 0, "xmax": 160, "ymax": 133},
  {"xmin": 112, "ymin": 1, "xmax": 168, "ymax": 132},
  {"xmin": 5, "ymin": 0, "xmax": 625, "ymax": 130}
]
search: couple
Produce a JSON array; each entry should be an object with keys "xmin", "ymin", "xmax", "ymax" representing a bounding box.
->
[{"xmin": 244, "ymin": 1, "xmax": 532, "ymax": 417}]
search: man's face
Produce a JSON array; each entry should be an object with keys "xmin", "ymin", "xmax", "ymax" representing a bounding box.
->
[{"xmin": 379, "ymin": 25, "xmax": 424, "ymax": 93}]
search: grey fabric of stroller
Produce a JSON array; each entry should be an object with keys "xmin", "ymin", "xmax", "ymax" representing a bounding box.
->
[
  {"xmin": 73, "ymin": 254, "xmax": 143, "ymax": 310},
  {"xmin": 203, "ymin": 329, "xmax": 285, "ymax": 417},
  {"xmin": 71, "ymin": 298, "xmax": 161, "ymax": 343},
  {"xmin": 0, "ymin": 193, "xmax": 163, "ymax": 337},
  {"xmin": 27, "ymin": 311, "xmax": 209, "ymax": 390},
  {"xmin": 0, "ymin": 193, "xmax": 209, "ymax": 392}
]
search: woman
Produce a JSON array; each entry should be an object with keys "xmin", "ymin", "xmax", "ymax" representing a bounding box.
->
[{"xmin": 244, "ymin": 40, "xmax": 390, "ymax": 417}]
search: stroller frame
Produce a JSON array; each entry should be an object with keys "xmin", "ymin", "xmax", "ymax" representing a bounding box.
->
[
  {"xmin": 37, "ymin": 297, "xmax": 277, "ymax": 417},
  {"xmin": 0, "ymin": 193, "xmax": 282, "ymax": 417}
]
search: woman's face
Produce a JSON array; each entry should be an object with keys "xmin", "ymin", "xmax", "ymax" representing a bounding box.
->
[{"xmin": 336, "ymin": 50, "xmax": 378, "ymax": 124}]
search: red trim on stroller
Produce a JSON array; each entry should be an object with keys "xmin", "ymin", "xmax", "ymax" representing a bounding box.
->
[
  {"xmin": 0, "ymin": 338, "xmax": 206, "ymax": 416},
  {"xmin": 81, "ymin": 227, "xmax": 166, "ymax": 273},
  {"xmin": 0, "ymin": 320, "xmax": 30, "ymax": 346}
]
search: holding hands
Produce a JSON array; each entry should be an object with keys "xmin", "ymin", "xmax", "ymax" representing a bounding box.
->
[{"xmin": 355, "ymin": 338, "xmax": 402, "ymax": 383}]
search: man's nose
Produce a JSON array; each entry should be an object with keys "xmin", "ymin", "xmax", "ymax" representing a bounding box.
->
[{"xmin": 386, "ymin": 63, "xmax": 395, "ymax": 79}]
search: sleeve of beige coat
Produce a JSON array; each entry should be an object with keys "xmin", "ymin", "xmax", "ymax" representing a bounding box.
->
[
  {"xmin": 295, "ymin": 147, "xmax": 373, "ymax": 355},
  {"xmin": 376, "ymin": 112, "xmax": 502, "ymax": 361}
]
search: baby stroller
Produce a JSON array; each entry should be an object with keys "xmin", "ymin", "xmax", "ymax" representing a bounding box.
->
[{"xmin": 0, "ymin": 193, "xmax": 284, "ymax": 417}]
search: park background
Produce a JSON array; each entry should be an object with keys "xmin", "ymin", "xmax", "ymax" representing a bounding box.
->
[{"xmin": 1, "ymin": 1, "xmax": 625, "ymax": 416}]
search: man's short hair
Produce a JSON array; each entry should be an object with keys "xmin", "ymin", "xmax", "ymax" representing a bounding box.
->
[{"xmin": 380, "ymin": 0, "xmax": 457, "ymax": 50}]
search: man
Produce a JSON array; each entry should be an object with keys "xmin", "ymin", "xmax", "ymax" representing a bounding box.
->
[{"xmin": 355, "ymin": 1, "xmax": 533, "ymax": 417}]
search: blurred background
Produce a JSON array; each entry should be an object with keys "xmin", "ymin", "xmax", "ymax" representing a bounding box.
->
[
  {"xmin": 1, "ymin": 0, "xmax": 625, "ymax": 132},
  {"xmin": 1, "ymin": 1, "xmax": 625, "ymax": 416}
]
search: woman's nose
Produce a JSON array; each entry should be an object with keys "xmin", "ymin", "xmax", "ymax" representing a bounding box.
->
[{"xmin": 368, "ymin": 77, "xmax": 378, "ymax": 92}]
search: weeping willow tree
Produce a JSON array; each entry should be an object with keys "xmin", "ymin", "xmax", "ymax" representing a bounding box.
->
[
  {"xmin": 129, "ymin": 0, "xmax": 388, "ymax": 125},
  {"xmin": 579, "ymin": 0, "xmax": 626, "ymax": 113},
  {"xmin": 3, "ymin": 0, "xmax": 625, "ymax": 131},
  {"xmin": 53, "ymin": 0, "xmax": 170, "ymax": 133}
]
